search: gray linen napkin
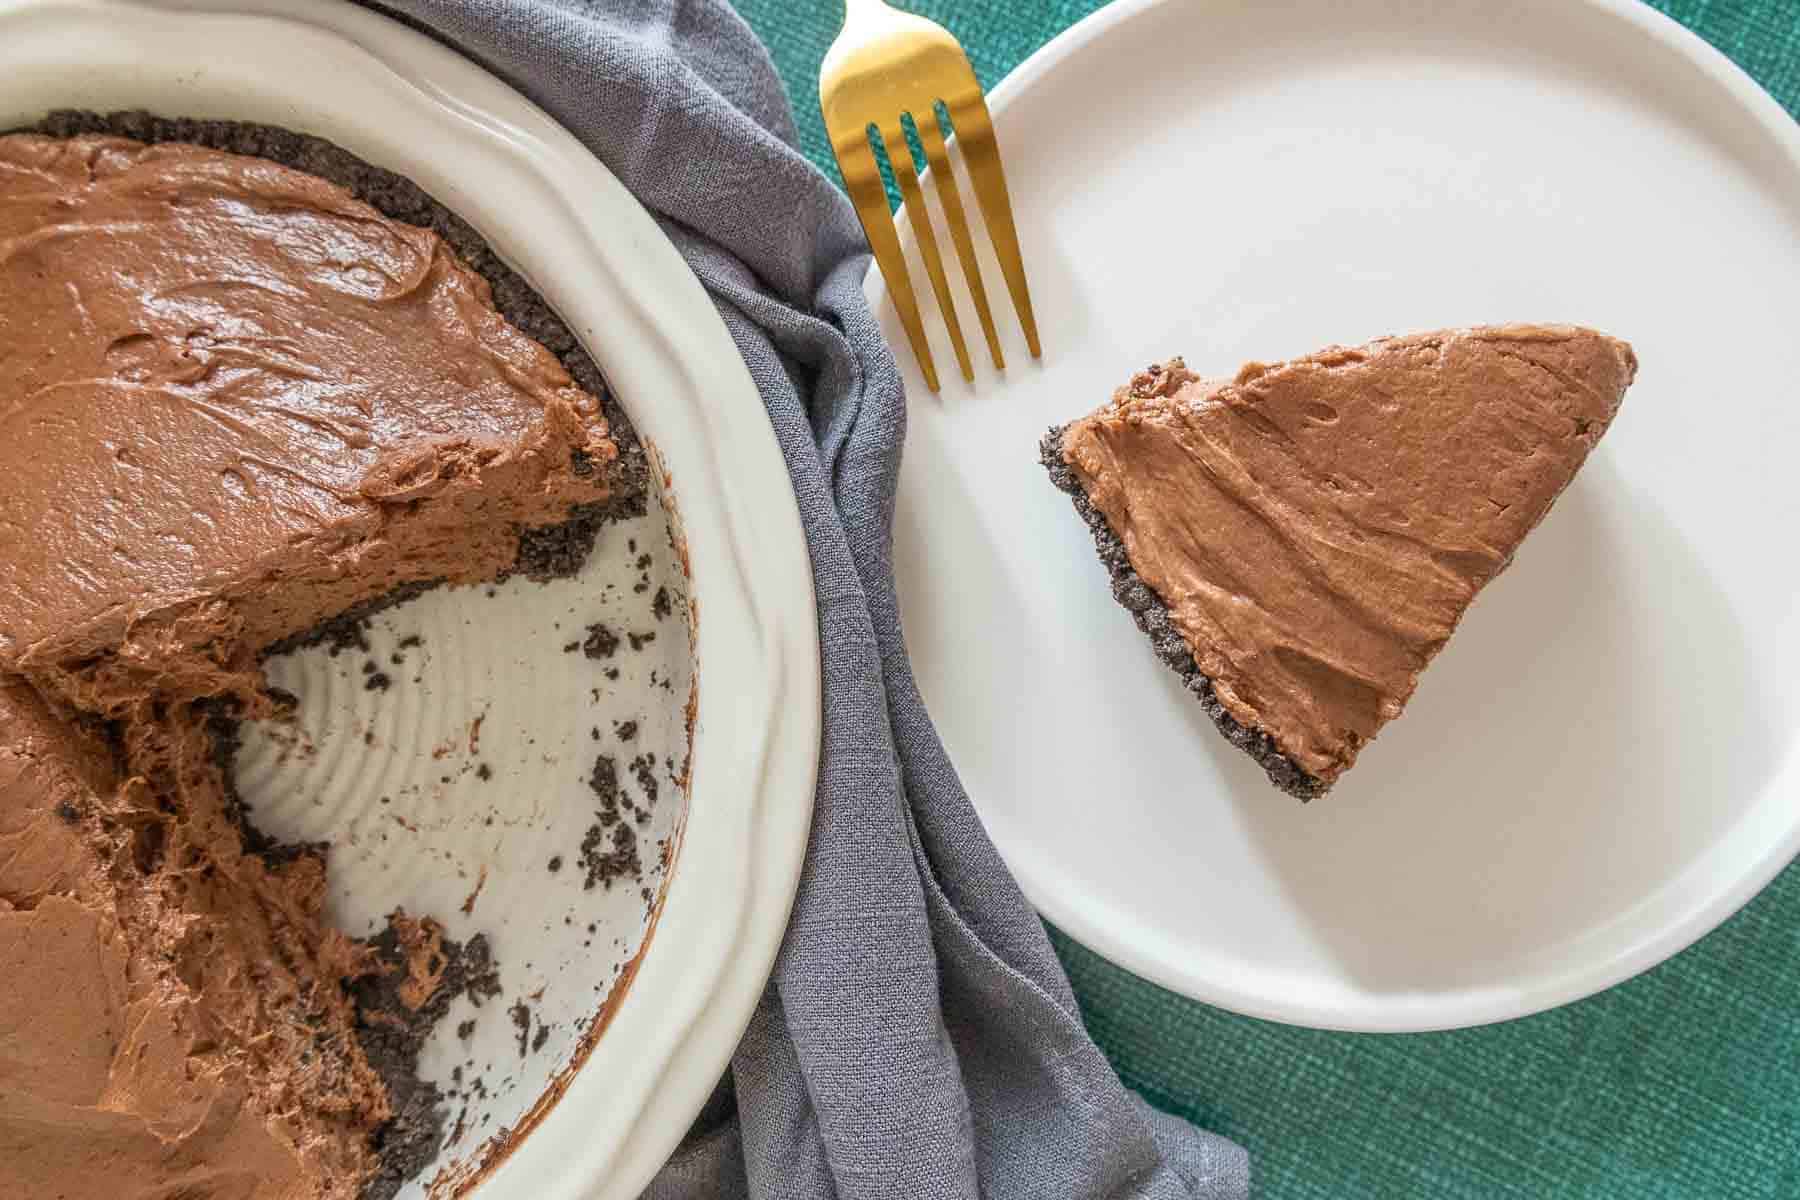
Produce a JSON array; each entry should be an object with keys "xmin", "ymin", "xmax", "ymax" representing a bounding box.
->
[{"xmin": 368, "ymin": 2, "xmax": 1250, "ymax": 1197}]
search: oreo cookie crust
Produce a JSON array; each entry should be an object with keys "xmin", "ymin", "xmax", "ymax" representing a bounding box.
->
[{"xmin": 1039, "ymin": 425, "xmax": 1326, "ymax": 801}]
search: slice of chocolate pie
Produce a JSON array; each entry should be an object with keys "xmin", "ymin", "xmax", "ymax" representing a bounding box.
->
[{"xmin": 1042, "ymin": 325, "xmax": 1637, "ymax": 798}]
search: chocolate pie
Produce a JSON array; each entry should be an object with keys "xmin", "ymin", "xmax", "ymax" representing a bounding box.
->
[
  {"xmin": 1042, "ymin": 325, "xmax": 1637, "ymax": 797},
  {"xmin": 0, "ymin": 119, "xmax": 646, "ymax": 1200}
]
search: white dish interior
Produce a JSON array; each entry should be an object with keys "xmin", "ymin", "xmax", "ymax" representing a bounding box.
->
[
  {"xmin": 880, "ymin": 0, "xmax": 1800, "ymax": 1031},
  {"xmin": 238, "ymin": 500, "xmax": 693, "ymax": 1193}
]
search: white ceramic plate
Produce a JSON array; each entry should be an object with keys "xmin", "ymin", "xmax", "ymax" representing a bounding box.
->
[
  {"xmin": 2, "ymin": 0, "xmax": 819, "ymax": 1195},
  {"xmin": 880, "ymin": 0, "xmax": 1800, "ymax": 1032}
]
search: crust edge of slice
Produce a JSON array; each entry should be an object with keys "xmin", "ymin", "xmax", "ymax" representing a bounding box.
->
[{"xmin": 1039, "ymin": 423, "xmax": 1329, "ymax": 801}]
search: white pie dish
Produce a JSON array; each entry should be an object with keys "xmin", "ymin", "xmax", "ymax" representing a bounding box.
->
[{"xmin": 0, "ymin": 1, "xmax": 819, "ymax": 1196}]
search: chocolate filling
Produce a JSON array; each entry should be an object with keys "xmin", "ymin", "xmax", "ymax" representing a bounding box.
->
[
  {"xmin": 23, "ymin": 108, "xmax": 647, "ymax": 507},
  {"xmin": 1040, "ymin": 425, "xmax": 1327, "ymax": 800}
]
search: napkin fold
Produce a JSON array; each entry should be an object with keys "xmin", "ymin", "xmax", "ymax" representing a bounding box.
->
[{"xmin": 370, "ymin": 2, "xmax": 1250, "ymax": 1196}]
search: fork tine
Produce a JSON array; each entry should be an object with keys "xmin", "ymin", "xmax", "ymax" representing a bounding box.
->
[
  {"xmin": 885, "ymin": 121, "xmax": 973, "ymax": 384},
  {"xmin": 944, "ymin": 88, "xmax": 1042, "ymax": 360},
  {"xmin": 836, "ymin": 131, "xmax": 940, "ymax": 392},
  {"xmin": 919, "ymin": 104, "xmax": 1004, "ymax": 371}
]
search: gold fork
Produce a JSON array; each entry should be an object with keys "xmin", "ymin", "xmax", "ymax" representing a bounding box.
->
[{"xmin": 820, "ymin": 0, "xmax": 1041, "ymax": 392}]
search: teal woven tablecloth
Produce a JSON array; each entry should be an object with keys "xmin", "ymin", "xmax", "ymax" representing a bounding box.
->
[{"xmin": 730, "ymin": 2, "xmax": 1800, "ymax": 1195}]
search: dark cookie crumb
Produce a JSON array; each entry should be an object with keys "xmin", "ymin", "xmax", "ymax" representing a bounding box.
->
[
  {"xmin": 578, "ymin": 755, "xmax": 642, "ymax": 888},
  {"xmin": 531, "ymin": 1024, "xmax": 550, "ymax": 1054},
  {"xmin": 630, "ymin": 753, "xmax": 659, "ymax": 808},
  {"xmin": 603, "ymin": 667, "xmax": 620, "ymax": 682},
  {"xmin": 578, "ymin": 820, "xmax": 642, "ymax": 891},
  {"xmin": 588, "ymin": 755, "xmax": 621, "ymax": 826},
  {"xmin": 627, "ymin": 631, "xmax": 655, "ymax": 652},
  {"xmin": 652, "ymin": 587, "xmax": 673, "ymax": 620},
  {"xmin": 547, "ymin": 855, "xmax": 563, "ymax": 874},
  {"xmin": 364, "ymin": 671, "xmax": 392, "ymax": 692},
  {"xmin": 262, "ymin": 580, "xmax": 440, "ymax": 659},
  {"xmin": 1038, "ymin": 425, "xmax": 1324, "ymax": 800},
  {"xmin": 348, "ymin": 922, "xmax": 503, "ymax": 1200},
  {"xmin": 508, "ymin": 1001, "xmax": 532, "ymax": 1059},
  {"xmin": 457, "ymin": 1020, "xmax": 476, "ymax": 1042},
  {"xmin": 581, "ymin": 623, "xmax": 620, "ymax": 660},
  {"xmin": 614, "ymin": 720, "xmax": 638, "ymax": 742},
  {"xmin": 475, "ymin": 763, "xmax": 492, "ymax": 782},
  {"xmin": 511, "ymin": 500, "xmax": 648, "ymax": 583}
]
